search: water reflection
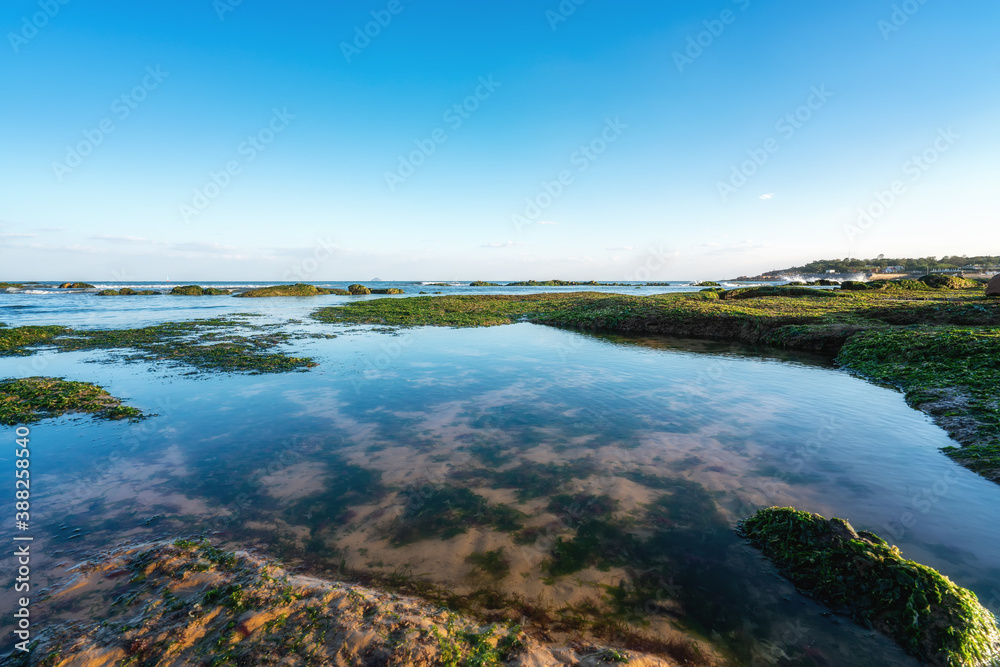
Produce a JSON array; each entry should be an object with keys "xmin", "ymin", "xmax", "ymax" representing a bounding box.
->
[{"xmin": 6, "ymin": 323, "xmax": 999, "ymax": 664}]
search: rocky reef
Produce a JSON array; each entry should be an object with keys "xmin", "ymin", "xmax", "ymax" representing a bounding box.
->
[
  {"xmin": 739, "ymin": 507, "xmax": 1000, "ymax": 667},
  {"xmin": 57, "ymin": 282, "xmax": 95, "ymax": 288},
  {"xmin": 6, "ymin": 540, "xmax": 676, "ymax": 667}
]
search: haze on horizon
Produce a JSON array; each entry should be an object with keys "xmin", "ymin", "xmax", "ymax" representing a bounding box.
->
[{"xmin": 1, "ymin": 0, "xmax": 998, "ymax": 282}]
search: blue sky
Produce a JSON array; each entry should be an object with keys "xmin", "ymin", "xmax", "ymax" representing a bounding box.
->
[{"xmin": 1, "ymin": 0, "xmax": 998, "ymax": 281}]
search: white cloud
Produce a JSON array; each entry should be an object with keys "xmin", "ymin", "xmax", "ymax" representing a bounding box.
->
[
  {"xmin": 89, "ymin": 235, "xmax": 151, "ymax": 244},
  {"xmin": 481, "ymin": 241, "xmax": 526, "ymax": 248},
  {"xmin": 759, "ymin": 193, "xmax": 774, "ymax": 200},
  {"xmin": 0, "ymin": 233, "xmax": 36, "ymax": 239}
]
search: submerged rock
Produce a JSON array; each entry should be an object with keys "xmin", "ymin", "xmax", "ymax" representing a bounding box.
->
[
  {"xmin": 987, "ymin": 275, "xmax": 1000, "ymax": 297},
  {"xmin": 7, "ymin": 540, "xmax": 677, "ymax": 666},
  {"xmin": 739, "ymin": 507, "xmax": 1000, "ymax": 667}
]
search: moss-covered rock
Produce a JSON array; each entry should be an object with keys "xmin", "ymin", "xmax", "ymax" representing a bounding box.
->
[
  {"xmin": 370, "ymin": 288, "xmax": 403, "ymax": 295},
  {"xmin": 170, "ymin": 285, "xmax": 231, "ymax": 295},
  {"xmin": 920, "ymin": 274, "xmax": 979, "ymax": 290},
  {"xmin": 721, "ymin": 286, "xmax": 839, "ymax": 300},
  {"xmin": 97, "ymin": 288, "xmax": 158, "ymax": 296},
  {"xmin": 694, "ymin": 281, "xmax": 721, "ymax": 287},
  {"xmin": 58, "ymin": 282, "xmax": 95, "ymax": 289},
  {"xmin": 348, "ymin": 284, "xmax": 372, "ymax": 295},
  {"xmin": 470, "ymin": 281, "xmax": 499, "ymax": 287},
  {"xmin": 739, "ymin": 507, "xmax": 1000, "ymax": 666},
  {"xmin": 235, "ymin": 284, "xmax": 345, "ymax": 298},
  {"xmin": 0, "ymin": 283, "xmax": 24, "ymax": 289}
]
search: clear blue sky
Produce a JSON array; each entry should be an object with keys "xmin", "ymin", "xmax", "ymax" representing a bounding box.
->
[{"xmin": 1, "ymin": 0, "xmax": 998, "ymax": 281}]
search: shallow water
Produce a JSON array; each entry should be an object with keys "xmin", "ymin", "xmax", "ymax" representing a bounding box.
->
[{"xmin": 2, "ymin": 295, "xmax": 999, "ymax": 665}]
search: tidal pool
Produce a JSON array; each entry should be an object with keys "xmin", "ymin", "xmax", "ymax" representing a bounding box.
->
[{"xmin": 3, "ymin": 319, "xmax": 999, "ymax": 665}]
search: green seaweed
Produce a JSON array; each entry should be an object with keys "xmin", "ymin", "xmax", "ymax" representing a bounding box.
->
[
  {"xmin": 0, "ymin": 325, "xmax": 68, "ymax": 356},
  {"xmin": 235, "ymin": 284, "xmax": 349, "ymax": 297},
  {"xmin": 50, "ymin": 318, "xmax": 316, "ymax": 374},
  {"xmin": 739, "ymin": 507, "xmax": 1000, "ymax": 667},
  {"xmin": 0, "ymin": 377, "xmax": 146, "ymax": 425}
]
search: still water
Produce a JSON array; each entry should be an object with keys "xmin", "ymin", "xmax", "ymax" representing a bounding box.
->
[{"xmin": 2, "ymin": 294, "xmax": 998, "ymax": 665}]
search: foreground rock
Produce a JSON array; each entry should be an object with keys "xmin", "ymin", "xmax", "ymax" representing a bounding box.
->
[
  {"xmin": 988, "ymin": 274, "xmax": 1000, "ymax": 297},
  {"xmin": 739, "ymin": 507, "xmax": 1000, "ymax": 667},
  {"xmin": 235, "ymin": 284, "xmax": 349, "ymax": 297},
  {"xmin": 4, "ymin": 540, "xmax": 677, "ymax": 667}
]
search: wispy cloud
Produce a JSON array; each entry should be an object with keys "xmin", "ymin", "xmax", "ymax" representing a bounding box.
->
[
  {"xmin": 89, "ymin": 235, "xmax": 151, "ymax": 244},
  {"xmin": 481, "ymin": 241, "xmax": 526, "ymax": 248},
  {"xmin": 0, "ymin": 233, "xmax": 37, "ymax": 239},
  {"xmin": 606, "ymin": 245, "xmax": 635, "ymax": 251},
  {"xmin": 759, "ymin": 193, "xmax": 774, "ymax": 200}
]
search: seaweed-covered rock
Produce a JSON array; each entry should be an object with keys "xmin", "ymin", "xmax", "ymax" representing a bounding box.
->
[
  {"xmin": 348, "ymin": 284, "xmax": 372, "ymax": 295},
  {"xmin": 235, "ymin": 284, "xmax": 343, "ymax": 298},
  {"xmin": 721, "ymin": 286, "xmax": 839, "ymax": 300},
  {"xmin": 58, "ymin": 282, "xmax": 95, "ymax": 289},
  {"xmin": 370, "ymin": 288, "xmax": 404, "ymax": 295},
  {"xmin": 840, "ymin": 281, "xmax": 871, "ymax": 291},
  {"xmin": 739, "ymin": 507, "xmax": 1000, "ymax": 666},
  {"xmin": 987, "ymin": 274, "xmax": 1000, "ymax": 297},
  {"xmin": 97, "ymin": 288, "xmax": 157, "ymax": 296},
  {"xmin": 694, "ymin": 281, "xmax": 721, "ymax": 287},
  {"xmin": 170, "ymin": 285, "xmax": 231, "ymax": 296},
  {"xmin": 471, "ymin": 281, "xmax": 499, "ymax": 286},
  {"xmin": 920, "ymin": 274, "xmax": 978, "ymax": 290}
]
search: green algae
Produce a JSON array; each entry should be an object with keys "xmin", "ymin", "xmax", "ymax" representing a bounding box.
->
[
  {"xmin": 50, "ymin": 318, "xmax": 316, "ymax": 374},
  {"xmin": 0, "ymin": 324, "xmax": 68, "ymax": 356},
  {"xmin": 0, "ymin": 376, "xmax": 146, "ymax": 425},
  {"xmin": 466, "ymin": 549, "xmax": 511, "ymax": 580},
  {"xmin": 449, "ymin": 459, "xmax": 598, "ymax": 502},
  {"xmin": 390, "ymin": 485, "xmax": 524, "ymax": 545},
  {"xmin": 739, "ymin": 507, "xmax": 1000, "ymax": 667}
]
